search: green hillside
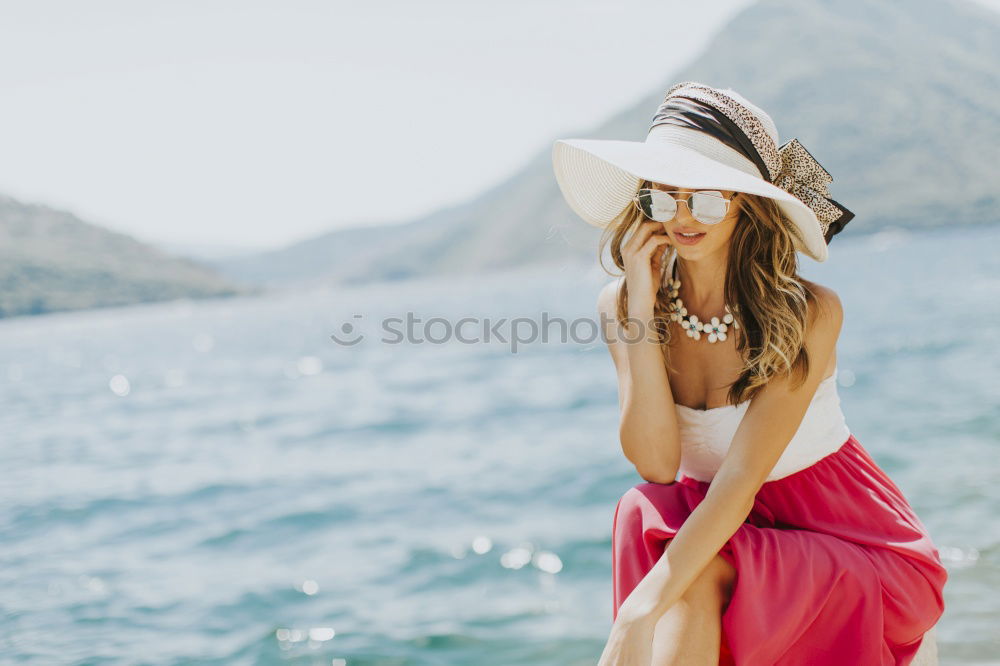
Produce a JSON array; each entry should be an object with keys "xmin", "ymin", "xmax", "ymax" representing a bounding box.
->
[{"xmin": 0, "ymin": 195, "xmax": 251, "ymax": 318}]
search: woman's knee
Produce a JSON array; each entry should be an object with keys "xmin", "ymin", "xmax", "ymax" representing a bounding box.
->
[{"xmin": 614, "ymin": 482, "xmax": 692, "ymax": 542}]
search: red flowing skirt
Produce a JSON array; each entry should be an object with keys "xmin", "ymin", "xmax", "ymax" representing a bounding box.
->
[{"xmin": 611, "ymin": 433, "xmax": 947, "ymax": 665}]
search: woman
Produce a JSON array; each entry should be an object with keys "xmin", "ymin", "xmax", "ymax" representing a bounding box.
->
[{"xmin": 551, "ymin": 82, "xmax": 947, "ymax": 665}]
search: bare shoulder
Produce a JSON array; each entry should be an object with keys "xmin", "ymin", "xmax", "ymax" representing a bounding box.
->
[
  {"xmin": 802, "ymin": 282, "xmax": 844, "ymax": 355},
  {"xmin": 596, "ymin": 276, "xmax": 624, "ymax": 319},
  {"xmin": 596, "ymin": 276, "xmax": 627, "ymax": 353},
  {"xmin": 805, "ymin": 281, "xmax": 843, "ymax": 330}
]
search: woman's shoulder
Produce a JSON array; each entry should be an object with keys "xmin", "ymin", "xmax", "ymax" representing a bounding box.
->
[
  {"xmin": 801, "ymin": 279, "xmax": 843, "ymax": 333},
  {"xmin": 802, "ymin": 278, "xmax": 841, "ymax": 307},
  {"xmin": 596, "ymin": 276, "xmax": 626, "ymax": 320}
]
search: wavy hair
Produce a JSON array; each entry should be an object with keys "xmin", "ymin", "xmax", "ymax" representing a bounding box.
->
[{"xmin": 598, "ymin": 180, "xmax": 824, "ymax": 406}]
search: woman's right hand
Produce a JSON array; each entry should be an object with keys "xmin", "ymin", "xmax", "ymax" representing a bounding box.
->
[{"xmin": 623, "ymin": 221, "xmax": 672, "ymax": 318}]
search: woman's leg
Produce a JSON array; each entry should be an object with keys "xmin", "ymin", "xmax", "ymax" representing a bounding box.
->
[{"xmin": 649, "ymin": 542, "xmax": 736, "ymax": 666}]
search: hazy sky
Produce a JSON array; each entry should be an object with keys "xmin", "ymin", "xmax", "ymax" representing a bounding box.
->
[
  {"xmin": 2, "ymin": 0, "xmax": 995, "ymax": 251},
  {"xmin": 0, "ymin": 0, "xmax": 757, "ymax": 250}
]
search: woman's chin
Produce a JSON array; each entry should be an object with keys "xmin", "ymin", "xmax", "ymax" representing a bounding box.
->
[{"xmin": 673, "ymin": 242, "xmax": 709, "ymax": 258}]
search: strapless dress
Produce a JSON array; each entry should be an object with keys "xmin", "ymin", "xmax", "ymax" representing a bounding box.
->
[
  {"xmin": 675, "ymin": 369, "xmax": 851, "ymax": 482},
  {"xmin": 610, "ymin": 369, "xmax": 947, "ymax": 664}
]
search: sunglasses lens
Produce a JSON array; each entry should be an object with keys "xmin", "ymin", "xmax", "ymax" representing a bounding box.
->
[
  {"xmin": 636, "ymin": 189, "xmax": 676, "ymax": 222},
  {"xmin": 690, "ymin": 191, "xmax": 728, "ymax": 224}
]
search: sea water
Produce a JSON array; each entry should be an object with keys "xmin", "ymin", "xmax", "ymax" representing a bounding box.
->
[{"xmin": 2, "ymin": 224, "xmax": 998, "ymax": 664}]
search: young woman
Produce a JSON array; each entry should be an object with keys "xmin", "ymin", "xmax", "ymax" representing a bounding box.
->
[{"xmin": 551, "ymin": 82, "xmax": 947, "ymax": 665}]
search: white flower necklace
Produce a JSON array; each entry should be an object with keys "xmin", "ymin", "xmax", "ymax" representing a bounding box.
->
[{"xmin": 664, "ymin": 252, "xmax": 739, "ymax": 343}]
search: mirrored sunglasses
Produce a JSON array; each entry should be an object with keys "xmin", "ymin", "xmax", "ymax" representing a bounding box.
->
[{"xmin": 632, "ymin": 188, "xmax": 732, "ymax": 225}]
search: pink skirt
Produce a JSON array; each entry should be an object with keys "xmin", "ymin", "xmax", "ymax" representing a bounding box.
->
[{"xmin": 611, "ymin": 433, "xmax": 947, "ymax": 665}]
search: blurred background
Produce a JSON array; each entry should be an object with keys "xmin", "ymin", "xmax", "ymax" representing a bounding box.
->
[{"xmin": 2, "ymin": 0, "xmax": 998, "ymax": 663}]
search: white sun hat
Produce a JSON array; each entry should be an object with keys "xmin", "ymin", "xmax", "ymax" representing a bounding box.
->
[{"xmin": 551, "ymin": 81, "xmax": 854, "ymax": 262}]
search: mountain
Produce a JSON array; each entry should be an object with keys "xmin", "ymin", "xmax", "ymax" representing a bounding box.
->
[
  {"xmin": 213, "ymin": 0, "xmax": 1000, "ymax": 289},
  {"xmin": 0, "ymin": 195, "xmax": 253, "ymax": 318},
  {"xmin": 154, "ymin": 241, "xmax": 268, "ymax": 262},
  {"xmin": 213, "ymin": 219, "xmax": 423, "ymax": 287}
]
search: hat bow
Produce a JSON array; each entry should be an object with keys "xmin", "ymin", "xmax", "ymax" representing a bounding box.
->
[{"xmin": 772, "ymin": 138, "xmax": 854, "ymax": 239}]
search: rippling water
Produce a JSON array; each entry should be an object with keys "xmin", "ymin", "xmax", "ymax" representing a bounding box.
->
[{"xmin": 3, "ymin": 224, "xmax": 999, "ymax": 664}]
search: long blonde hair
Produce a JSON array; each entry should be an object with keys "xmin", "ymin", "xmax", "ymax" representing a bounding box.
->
[{"xmin": 599, "ymin": 180, "xmax": 825, "ymax": 407}]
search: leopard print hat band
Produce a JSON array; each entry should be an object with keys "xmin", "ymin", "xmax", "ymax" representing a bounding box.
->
[{"xmin": 651, "ymin": 82, "xmax": 855, "ymax": 243}]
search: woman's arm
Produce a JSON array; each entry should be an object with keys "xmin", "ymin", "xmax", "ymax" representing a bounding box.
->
[
  {"xmin": 619, "ymin": 285, "xmax": 844, "ymax": 620},
  {"xmin": 598, "ymin": 277, "xmax": 681, "ymax": 484}
]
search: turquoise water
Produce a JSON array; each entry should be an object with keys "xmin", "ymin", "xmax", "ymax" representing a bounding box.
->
[{"xmin": 3, "ymin": 224, "xmax": 998, "ymax": 665}]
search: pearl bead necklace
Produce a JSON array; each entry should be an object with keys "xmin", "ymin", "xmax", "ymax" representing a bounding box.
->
[{"xmin": 664, "ymin": 252, "xmax": 739, "ymax": 343}]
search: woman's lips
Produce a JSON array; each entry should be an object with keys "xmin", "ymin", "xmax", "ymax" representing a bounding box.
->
[{"xmin": 674, "ymin": 231, "xmax": 706, "ymax": 245}]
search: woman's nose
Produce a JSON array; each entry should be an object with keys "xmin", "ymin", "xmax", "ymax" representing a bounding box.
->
[{"xmin": 672, "ymin": 197, "xmax": 697, "ymax": 223}]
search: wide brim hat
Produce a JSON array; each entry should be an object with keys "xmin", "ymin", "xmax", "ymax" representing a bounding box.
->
[{"xmin": 551, "ymin": 81, "xmax": 855, "ymax": 263}]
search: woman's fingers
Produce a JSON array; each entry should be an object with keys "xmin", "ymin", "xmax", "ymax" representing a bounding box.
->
[
  {"xmin": 623, "ymin": 221, "xmax": 666, "ymax": 255},
  {"xmin": 639, "ymin": 233, "xmax": 672, "ymax": 259}
]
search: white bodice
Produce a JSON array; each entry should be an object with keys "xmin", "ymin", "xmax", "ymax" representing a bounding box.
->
[{"xmin": 675, "ymin": 369, "xmax": 851, "ymax": 482}]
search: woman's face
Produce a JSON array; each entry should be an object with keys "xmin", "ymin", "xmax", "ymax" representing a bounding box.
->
[{"xmin": 647, "ymin": 182, "xmax": 740, "ymax": 259}]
